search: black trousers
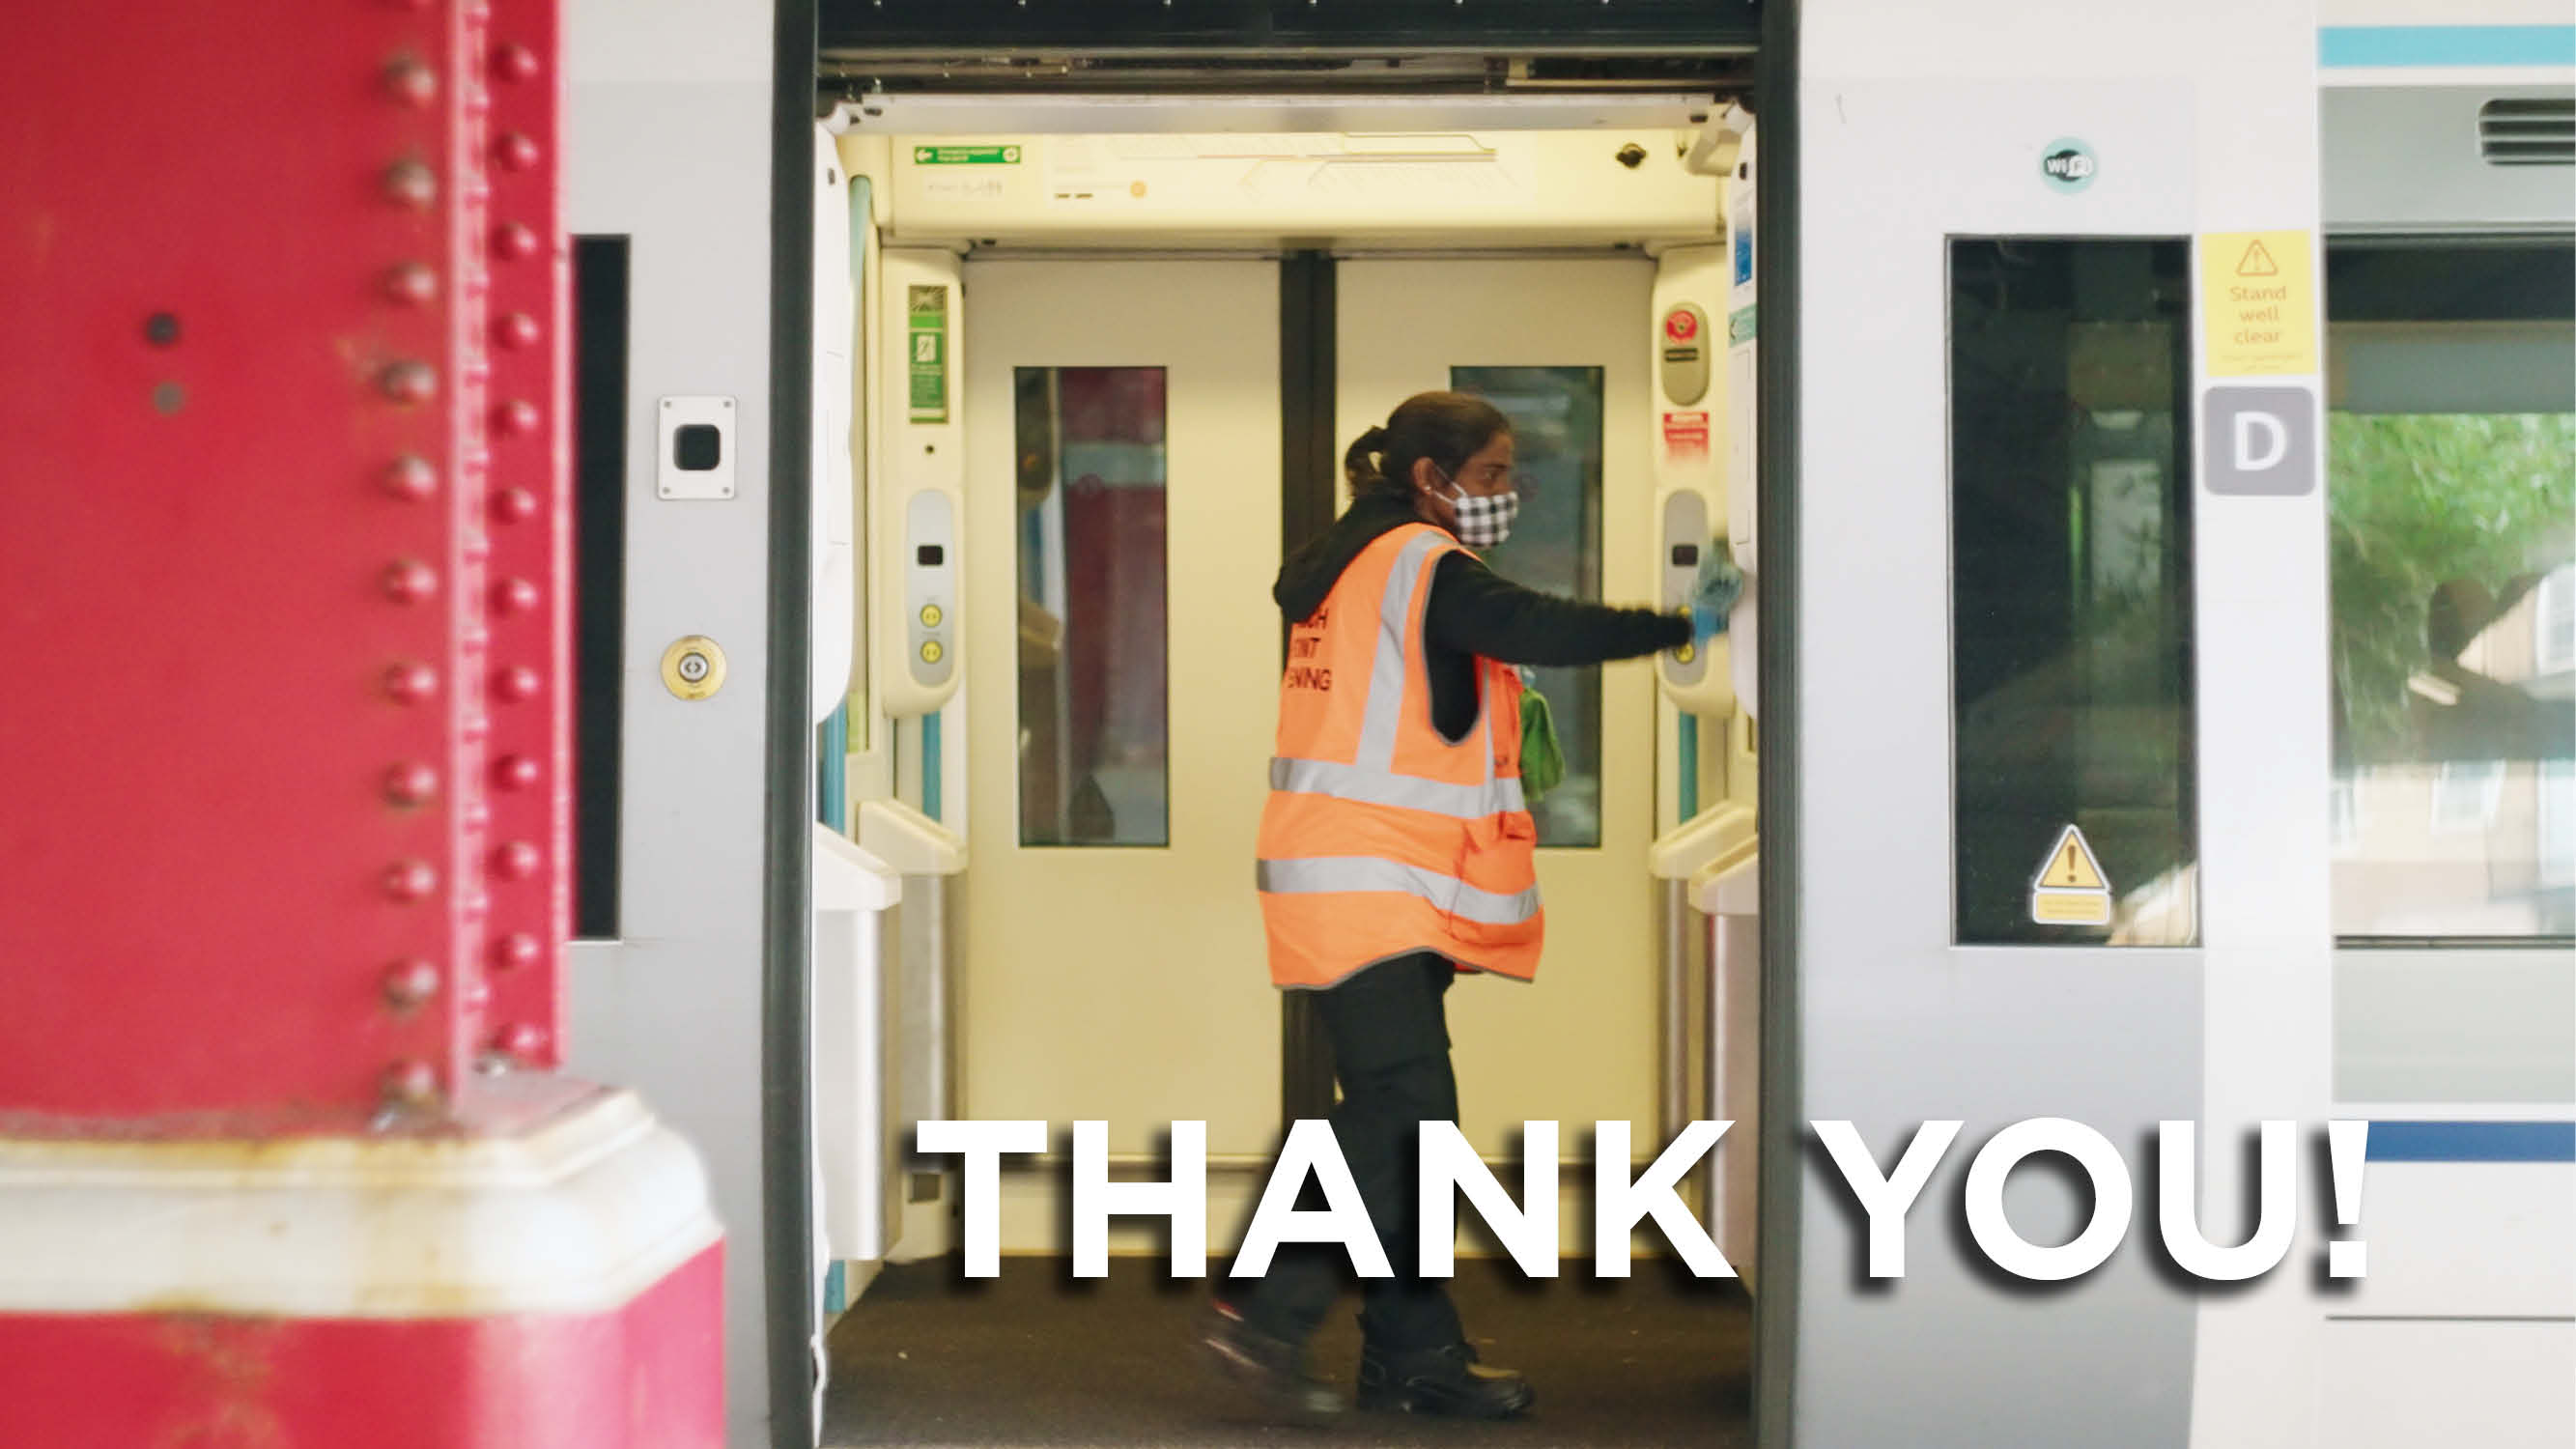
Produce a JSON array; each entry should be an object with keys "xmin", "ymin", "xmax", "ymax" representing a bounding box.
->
[{"xmin": 1230, "ymin": 951, "xmax": 1466, "ymax": 1353}]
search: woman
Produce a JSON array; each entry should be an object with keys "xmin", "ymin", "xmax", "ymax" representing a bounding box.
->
[{"xmin": 1200, "ymin": 390, "xmax": 1729, "ymax": 1421}]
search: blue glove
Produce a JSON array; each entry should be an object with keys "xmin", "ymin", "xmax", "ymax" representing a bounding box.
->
[{"xmin": 1687, "ymin": 541, "xmax": 1743, "ymax": 640}]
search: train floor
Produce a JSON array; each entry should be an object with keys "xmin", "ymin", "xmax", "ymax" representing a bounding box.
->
[{"xmin": 822, "ymin": 1256, "xmax": 1753, "ymax": 1448}]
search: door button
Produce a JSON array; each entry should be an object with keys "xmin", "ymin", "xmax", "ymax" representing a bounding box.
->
[
  {"xmin": 920, "ymin": 604, "xmax": 943, "ymax": 627},
  {"xmin": 920, "ymin": 640, "xmax": 944, "ymax": 665}
]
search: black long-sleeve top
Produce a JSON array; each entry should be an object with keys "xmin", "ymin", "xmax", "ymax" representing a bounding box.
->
[{"xmin": 1272, "ymin": 491, "xmax": 1690, "ymax": 742}]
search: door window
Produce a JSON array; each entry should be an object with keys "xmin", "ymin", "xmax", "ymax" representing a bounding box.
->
[
  {"xmin": 1012, "ymin": 365, "xmax": 1171, "ymax": 846},
  {"xmin": 1453, "ymin": 364, "xmax": 1607, "ymax": 848},
  {"xmin": 1947, "ymin": 239, "xmax": 2200, "ymax": 946},
  {"xmin": 2324, "ymin": 242, "xmax": 2575, "ymax": 940}
]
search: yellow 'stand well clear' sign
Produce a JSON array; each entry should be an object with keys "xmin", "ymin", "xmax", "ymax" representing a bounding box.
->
[{"xmin": 2200, "ymin": 230, "xmax": 2317, "ymax": 378}]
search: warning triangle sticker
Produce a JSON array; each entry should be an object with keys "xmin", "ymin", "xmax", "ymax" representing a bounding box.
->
[
  {"xmin": 2033, "ymin": 824, "xmax": 2108, "ymax": 892},
  {"xmin": 2235, "ymin": 241, "xmax": 2279, "ymax": 277}
]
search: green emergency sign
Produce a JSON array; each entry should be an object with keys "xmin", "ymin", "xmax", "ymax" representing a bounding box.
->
[
  {"xmin": 908, "ymin": 285, "xmax": 948, "ymax": 423},
  {"xmin": 913, "ymin": 145, "xmax": 1022, "ymax": 165}
]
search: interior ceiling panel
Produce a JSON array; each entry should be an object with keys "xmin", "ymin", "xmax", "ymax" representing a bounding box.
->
[
  {"xmin": 829, "ymin": 89, "xmax": 1732, "ymax": 134},
  {"xmin": 820, "ymin": 0, "xmax": 1761, "ymax": 65},
  {"xmin": 819, "ymin": 53, "xmax": 1755, "ymax": 99}
]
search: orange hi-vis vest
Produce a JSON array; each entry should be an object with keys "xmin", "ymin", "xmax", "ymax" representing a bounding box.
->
[{"xmin": 1256, "ymin": 524, "xmax": 1543, "ymax": 988}]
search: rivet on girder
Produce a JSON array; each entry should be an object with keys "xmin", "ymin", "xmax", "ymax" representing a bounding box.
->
[
  {"xmin": 495, "ymin": 399, "xmax": 541, "ymax": 436},
  {"xmin": 492, "ymin": 840, "xmax": 541, "ymax": 880},
  {"xmin": 382, "ymin": 1060, "xmax": 439, "ymax": 1108},
  {"xmin": 382, "ymin": 662, "xmax": 439, "ymax": 703},
  {"xmin": 379, "ymin": 359, "xmax": 438, "ymax": 404},
  {"xmin": 382, "ymin": 159, "xmax": 437, "ymax": 211},
  {"xmin": 495, "ymin": 312, "xmax": 540, "ymax": 349},
  {"xmin": 383, "ymin": 262, "xmax": 439, "ymax": 305},
  {"xmin": 494, "ymin": 577, "xmax": 540, "ymax": 616},
  {"xmin": 382, "ymin": 859, "xmax": 439, "ymax": 901},
  {"xmin": 493, "ymin": 931, "xmax": 543, "ymax": 971},
  {"xmin": 491, "ymin": 487, "xmax": 539, "ymax": 524},
  {"xmin": 382, "ymin": 455, "xmax": 438, "ymax": 500},
  {"xmin": 493, "ymin": 42, "xmax": 541, "ymax": 82},
  {"xmin": 494, "ymin": 666, "xmax": 542, "ymax": 702},
  {"xmin": 495, "ymin": 132, "xmax": 541, "ymax": 171},
  {"xmin": 382, "ymin": 959, "xmax": 441, "ymax": 1009},
  {"xmin": 381, "ymin": 558, "xmax": 439, "ymax": 604},
  {"xmin": 493, "ymin": 753, "xmax": 542, "ymax": 791},
  {"xmin": 495, "ymin": 1022, "xmax": 549, "ymax": 1059},
  {"xmin": 382, "ymin": 761, "xmax": 439, "ymax": 807},
  {"xmin": 383, "ymin": 57, "xmax": 438, "ymax": 107},
  {"xmin": 494, "ymin": 222, "xmax": 540, "ymax": 260}
]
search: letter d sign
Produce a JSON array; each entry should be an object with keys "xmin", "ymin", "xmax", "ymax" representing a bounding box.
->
[
  {"xmin": 2233, "ymin": 412, "xmax": 2288, "ymax": 471},
  {"xmin": 2203, "ymin": 384, "xmax": 2316, "ymax": 497}
]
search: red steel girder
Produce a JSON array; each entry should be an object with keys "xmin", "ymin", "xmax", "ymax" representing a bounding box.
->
[{"xmin": 0, "ymin": 1, "xmax": 571, "ymax": 1125}]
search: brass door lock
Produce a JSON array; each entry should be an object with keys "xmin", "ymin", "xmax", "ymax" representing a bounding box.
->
[{"xmin": 661, "ymin": 636, "xmax": 727, "ymax": 700}]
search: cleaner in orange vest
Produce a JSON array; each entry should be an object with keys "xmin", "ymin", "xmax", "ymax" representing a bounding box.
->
[{"xmin": 1199, "ymin": 389, "xmax": 1737, "ymax": 1422}]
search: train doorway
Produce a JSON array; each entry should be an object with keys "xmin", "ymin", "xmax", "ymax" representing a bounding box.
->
[{"xmin": 801, "ymin": 43, "xmax": 1787, "ymax": 1449}]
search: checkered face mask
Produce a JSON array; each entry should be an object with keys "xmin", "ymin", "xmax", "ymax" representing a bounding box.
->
[{"xmin": 1443, "ymin": 475, "xmax": 1520, "ymax": 548}]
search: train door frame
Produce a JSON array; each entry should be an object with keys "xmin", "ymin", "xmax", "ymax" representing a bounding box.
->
[
  {"xmin": 766, "ymin": 5, "xmax": 824, "ymax": 1440},
  {"xmin": 759, "ymin": 5, "xmax": 1806, "ymax": 1445},
  {"xmin": 1747, "ymin": 17, "xmax": 1800, "ymax": 1449}
]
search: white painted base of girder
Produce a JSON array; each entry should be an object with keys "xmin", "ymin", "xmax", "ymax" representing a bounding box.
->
[{"xmin": 0, "ymin": 1083, "xmax": 719, "ymax": 1318}]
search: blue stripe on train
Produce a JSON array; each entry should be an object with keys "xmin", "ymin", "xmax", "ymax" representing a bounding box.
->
[
  {"xmin": 2366, "ymin": 1121, "xmax": 2576, "ymax": 1163},
  {"xmin": 2320, "ymin": 25, "xmax": 2576, "ymax": 69}
]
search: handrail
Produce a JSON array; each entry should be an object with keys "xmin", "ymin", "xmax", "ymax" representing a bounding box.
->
[
  {"xmin": 855, "ymin": 796, "xmax": 965, "ymax": 1193},
  {"xmin": 857, "ymin": 798, "xmax": 966, "ymax": 876},
  {"xmin": 810, "ymin": 820, "xmax": 902, "ymax": 1314},
  {"xmin": 812, "ymin": 824, "xmax": 901, "ymax": 913},
  {"xmin": 1655, "ymin": 809, "xmax": 1758, "ymax": 1153},
  {"xmin": 1648, "ymin": 801, "xmax": 1756, "ymax": 881},
  {"xmin": 1692, "ymin": 839, "xmax": 1760, "ymax": 917}
]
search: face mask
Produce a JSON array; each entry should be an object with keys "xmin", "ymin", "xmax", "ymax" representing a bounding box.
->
[{"xmin": 1437, "ymin": 469, "xmax": 1519, "ymax": 548}]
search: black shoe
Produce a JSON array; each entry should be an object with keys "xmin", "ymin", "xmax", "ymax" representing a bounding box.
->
[
  {"xmin": 1357, "ymin": 1341, "xmax": 1536, "ymax": 1419},
  {"xmin": 1196, "ymin": 1300, "xmax": 1346, "ymax": 1425}
]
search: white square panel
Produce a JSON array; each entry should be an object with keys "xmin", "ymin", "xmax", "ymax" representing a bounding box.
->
[{"xmin": 656, "ymin": 395, "xmax": 737, "ymax": 500}]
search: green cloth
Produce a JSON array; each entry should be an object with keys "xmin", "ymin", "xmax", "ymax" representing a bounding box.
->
[{"xmin": 1518, "ymin": 682, "xmax": 1565, "ymax": 802}]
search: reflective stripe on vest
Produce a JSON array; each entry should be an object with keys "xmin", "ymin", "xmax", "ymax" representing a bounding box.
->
[
  {"xmin": 1256, "ymin": 857, "xmax": 1542, "ymax": 927},
  {"xmin": 1271, "ymin": 527, "xmax": 1511, "ymax": 813},
  {"xmin": 1352, "ymin": 530, "xmax": 1451, "ymax": 768},
  {"xmin": 1266, "ymin": 756, "xmax": 1526, "ymax": 820}
]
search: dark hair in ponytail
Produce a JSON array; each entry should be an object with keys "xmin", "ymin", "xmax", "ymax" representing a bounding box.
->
[{"xmin": 1343, "ymin": 390, "xmax": 1512, "ymax": 500}]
